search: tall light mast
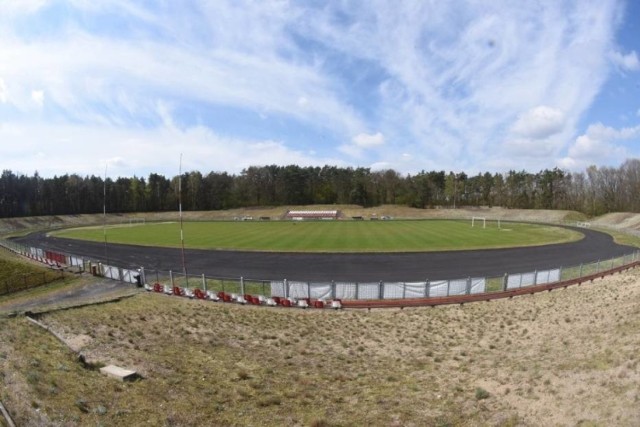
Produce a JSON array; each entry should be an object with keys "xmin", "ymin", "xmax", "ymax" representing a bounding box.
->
[{"xmin": 178, "ymin": 154, "xmax": 188, "ymax": 285}]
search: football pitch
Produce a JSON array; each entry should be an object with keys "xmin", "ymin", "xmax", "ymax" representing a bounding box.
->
[{"xmin": 51, "ymin": 220, "xmax": 582, "ymax": 253}]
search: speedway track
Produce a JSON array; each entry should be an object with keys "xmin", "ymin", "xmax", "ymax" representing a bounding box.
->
[{"xmin": 14, "ymin": 225, "xmax": 636, "ymax": 282}]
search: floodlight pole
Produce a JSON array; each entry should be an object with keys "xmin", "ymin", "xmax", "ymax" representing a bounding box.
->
[
  {"xmin": 103, "ymin": 163, "xmax": 109, "ymax": 266},
  {"xmin": 178, "ymin": 154, "xmax": 188, "ymax": 286}
]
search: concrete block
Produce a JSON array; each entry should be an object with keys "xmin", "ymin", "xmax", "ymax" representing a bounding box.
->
[{"xmin": 100, "ymin": 365, "xmax": 138, "ymax": 381}]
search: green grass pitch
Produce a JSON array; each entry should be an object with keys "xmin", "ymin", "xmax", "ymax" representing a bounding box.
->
[{"xmin": 51, "ymin": 220, "xmax": 582, "ymax": 253}]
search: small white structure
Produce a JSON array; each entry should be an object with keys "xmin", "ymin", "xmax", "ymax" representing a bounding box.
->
[
  {"xmin": 100, "ymin": 365, "xmax": 138, "ymax": 381},
  {"xmin": 286, "ymin": 210, "xmax": 338, "ymax": 220}
]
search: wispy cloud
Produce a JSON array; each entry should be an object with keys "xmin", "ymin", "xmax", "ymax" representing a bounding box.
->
[
  {"xmin": 610, "ymin": 50, "xmax": 640, "ymax": 72},
  {"xmin": 0, "ymin": 122, "xmax": 343, "ymax": 177},
  {"xmin": 0, "ymin": 0, "xmax": 635, "ymax": 178},
  {"xmin": 0, "ymin": 78, "xmax": 7, "ymax": 103}
]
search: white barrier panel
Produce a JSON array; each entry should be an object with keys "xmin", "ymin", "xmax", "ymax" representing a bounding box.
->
[
  {"xmin": 69, "ymin": 256, "xmax": 84, "ymax": 267},
  {"xmin": 448, "ymin": 279, "xmax": 467, "ymax": 296},
  {"xmin": 287, "ymin": 281, "xmax": 309, "ymax": 299},
  {"xmin": 309, "ymin": 283, "xmax": 332, "ymax": 300},
  {"xmin": 506, "ymin": 275, "xmax": 520, "ymax": 289},
  {"xmin": 121, "ymin": 269, "xmax": 139, "ymax": 284},
  {"xmin": 536, "ymin": 269, "xmax": 560, "ymax": 284},
  {"xmin": 428, "ymin": 280, "xmax": 449, "ymax": 297},
  {"xmin": 357, "ymin": 283, "xmax": 379, "ymax": 300},
  {"xmin": 470, "ymin": 278, "xmax": 486, "ymax": 294},
  {"xmin": 103, "ymin": 265, "xmax": 119, "ymax": 280},
  {"xmin": 383, "ymin": 282, "xmax": 404, "ymax": 299},
  {"xmin": 520, "ymin": 272, "xmax": 536, "ymax": 287},
  {"xmin": 335, "ymin": 282, "xmax": 357, "ymax": 300},
  {"xmin": 404, "ymin": 282, "xmax": 427, "ymax": 298},
  {"xmin": 270, "ymin": 281, "xmax": 286, "ymax": 297},
  {"xmin": 507, "ymin": 272, "xmax": 537, "ymax": 289}
]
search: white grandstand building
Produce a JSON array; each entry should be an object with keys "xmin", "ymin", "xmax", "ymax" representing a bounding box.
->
[{"xmin": 285, "ymin": 210, "xmax": 339, "ymax": 220}]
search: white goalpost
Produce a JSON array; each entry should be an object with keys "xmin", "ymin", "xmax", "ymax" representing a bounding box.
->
[
  {"xmin": 471, "ymin": 216, "xmax": 486, "ymax": 228},
  {"xmin": 128, "ymin": 218, "xmax": 146, "ymax": 227},
  {"xmin": 471, "ymin": 217, "xmax": 501, "ymax": 229}
]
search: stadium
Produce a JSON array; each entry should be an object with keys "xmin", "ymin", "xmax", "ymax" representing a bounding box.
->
[
  {"xmin": 5, "ymin": 206, "xmax": 639, "ymax": 309},
  {"xmin": 2, "ymin": 207, "xmax": 640, "ymax": 425}
]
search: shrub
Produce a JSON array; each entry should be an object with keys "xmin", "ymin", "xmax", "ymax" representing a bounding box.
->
[{"xmin": 475, "ymin": 387, "xmax": 490, "ymax": 400}]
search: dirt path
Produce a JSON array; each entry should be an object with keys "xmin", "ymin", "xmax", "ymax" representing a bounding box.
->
[{"xmin": 0, "ymin": 277, "xmax": 140, "ymax": 315}]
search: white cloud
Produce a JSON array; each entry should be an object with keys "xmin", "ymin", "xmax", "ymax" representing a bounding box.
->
[
  {"xmin": 0, "ymin": 78, "xmax": 6, "ymax": 103},
  {"xmin": 511, "ymin": 106, "xmax": 566, "ymax": 139},
  {"xmin": 0, "ymin": 0, "xmax": 47, "ymax": 16},
  {"xmin": 0, "ymin": 7, "xmax": 366, "ymax": 136},
  {"xmin": 370, "ymin": 161, "xmax": 392, "ymax": 171},
  {"xmin": 0, "ymin": 122, "xmax": 344, "ymax": 177},
  {"xmin": 502, "ymin": 106, "xmax": 568, "ymax": 159},
  {"xmin": 338, "ymin": 132, "xmax": 385, "ymax": 160},
  {"xmin": 0, "ymin": 1, "xmax": 631, "ymax": 176},
  {"xmin": 559, "ymin": 122, "xmax": 640, "ymax": 169},
  {"xmin": 610, "ymin": 50, "xmax": 640, "ymax": 72},
  {"xmin": 31, "ymin": 90, "xmax": 44, "ymax": 107},
  {"xmin": 352, "ymin": 132, "xmax": 385, "ymax": 148},
  {"xmin": 297, "ymin": 1, "xmax": 621, "ymax": 172}
]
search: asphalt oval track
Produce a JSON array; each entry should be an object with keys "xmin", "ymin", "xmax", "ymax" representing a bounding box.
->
[{"xmin": 13, "ymin": 225, "xmax": 636, "ymax": 282}]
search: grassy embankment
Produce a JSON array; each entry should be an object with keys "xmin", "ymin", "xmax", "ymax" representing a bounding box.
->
[
  {"xmin": 1, "ymin": 266, "xmax": 640, "ymax": 425},
  {"xmin": 0, "ymin": 249, "xmax": 65, "ymax": 296}
]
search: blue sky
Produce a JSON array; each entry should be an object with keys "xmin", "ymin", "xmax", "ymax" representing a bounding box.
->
[{"xmin": 1, "ymin": 0, "xmax": 639, "ymax": 178}]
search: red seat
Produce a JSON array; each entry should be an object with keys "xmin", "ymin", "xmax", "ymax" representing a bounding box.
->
[
  {"xmin": 244, "ymin": 294, "xmax": 253, "ymax": 302},
  {"xmin": 251, "ymin": 296, "xmax": 260, "ymax": 305},
  {"xmin": 223, "ymin": 294, "xmax": 232, "ymax": 302},
  {"xmin": 153, "ymin": 283, "xmax": 163, "ymax": 293},
  {"xmin": 272, "ymin": 296, "xmax": 282, "ymax": 305},
  {"xmin": 313, "ymin": 300, "xmax": 324, "ymax": 309},
  {"xmin": 194, "ymin": 289, "xmax": 206, "ymax": 299},
  {"xmin": 173, "ymin": 286, "xmax": 183, "ymax": 296},
  {"xmin": 282, "ymin": 299, "xmax": 292, "ymax": 307}
]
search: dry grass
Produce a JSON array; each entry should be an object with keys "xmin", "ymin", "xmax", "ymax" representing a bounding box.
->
[{"xmin": 2, "ymin": 267, "xmax": 640, "ymax": 426}]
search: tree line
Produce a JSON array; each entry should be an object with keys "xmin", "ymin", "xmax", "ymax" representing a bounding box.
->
[{"xmin": 1, "ymin": 159, "xmax": 639, "ymax": 218}]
